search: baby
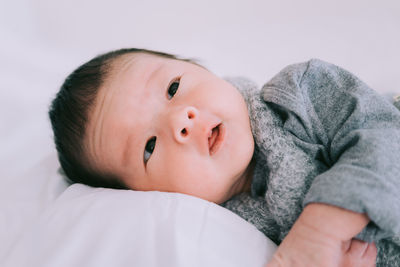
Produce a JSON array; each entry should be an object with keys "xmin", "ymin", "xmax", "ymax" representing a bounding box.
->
[{"xmin": 49, "ymin": 48, "xmax": 400, "ymax": 266}]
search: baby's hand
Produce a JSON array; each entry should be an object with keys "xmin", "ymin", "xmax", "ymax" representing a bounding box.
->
[
  {"xmin": 265, "ymin": 203, "xmax": 376, "ymax": 267},
  {"xmin": 265, "ymin": 217, "xmax": 344, "ymax": 267},
  {"xmin": 266, "ymin": 236, "xmax": 377, "ymax": 267}
]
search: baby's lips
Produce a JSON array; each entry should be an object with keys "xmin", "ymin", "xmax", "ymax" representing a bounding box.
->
[
  {"xmin": 208, "ymin": 123, "xmax": 225, "ymax": 156},
  {"xmin": 208, "ymin": 124, "xmax": 219, "ymax": 151},
  {"xmin": 197, "ymin": 111, "xmax": 222, "ymax": 155}
]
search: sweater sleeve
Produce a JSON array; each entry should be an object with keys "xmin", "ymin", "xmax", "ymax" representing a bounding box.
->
[{"xmin": 264, "ymin": 59, "xmax": 400, "ymax": 241}]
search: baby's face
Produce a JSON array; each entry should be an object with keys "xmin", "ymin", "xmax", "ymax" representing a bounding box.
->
[{"xmin": 86, "ymin": 53, "xmax": 254, "ymax": 203}]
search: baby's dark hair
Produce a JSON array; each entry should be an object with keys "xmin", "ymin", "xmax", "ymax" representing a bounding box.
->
[{"xmin": 49, "ymin": 48, "xmax": 197, "ymax": 189}]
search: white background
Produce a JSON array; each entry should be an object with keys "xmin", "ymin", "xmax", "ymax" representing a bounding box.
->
[{"xmin": 1, "ymin": 0, "xmax": 399, "ymax": 188}]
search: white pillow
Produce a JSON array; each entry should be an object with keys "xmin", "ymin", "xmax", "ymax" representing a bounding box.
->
[{"xmin": 4, "ymin": 184, "xmax": 277, "ymax": 267}]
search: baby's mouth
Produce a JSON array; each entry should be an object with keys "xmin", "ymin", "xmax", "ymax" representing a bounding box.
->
[{"xmin": 208, "ymin": 123, "xmax": 225, "ymax": 155}]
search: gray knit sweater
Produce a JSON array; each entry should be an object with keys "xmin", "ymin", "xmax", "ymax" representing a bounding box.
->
[{"xmin": 223, "ymin": 59, "xmax": 400, "ymax": 266}]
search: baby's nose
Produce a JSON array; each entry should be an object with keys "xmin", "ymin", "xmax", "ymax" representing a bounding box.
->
[{"xmin": 170, "ymin": 106, "xmax": 198, "ymax": 143}]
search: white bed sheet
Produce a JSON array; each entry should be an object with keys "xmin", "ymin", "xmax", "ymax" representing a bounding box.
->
[{"xmin": 4, "ymin": 183, "xmax": 276, "ymax": 267}]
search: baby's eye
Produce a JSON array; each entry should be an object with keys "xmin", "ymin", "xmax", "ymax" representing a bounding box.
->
[
  {"xmin": 167, "ymin": 78, "xmax": 180, "ymax": 99},
  {"xmin": 144, "ymin": 137, "xmax": 156, "ymax": 164}
]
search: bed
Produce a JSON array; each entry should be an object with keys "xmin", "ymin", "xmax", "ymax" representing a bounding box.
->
[{"xmin": 1, "ymin": 1, "xmax": 399, "ymax": 266}]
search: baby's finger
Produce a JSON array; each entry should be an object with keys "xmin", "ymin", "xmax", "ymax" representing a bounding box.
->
[
  {"xmin": 342, "ymin": 240, "xmax": 352, "ymax": 252},
  {"xmin": 363, "ymin": 242, "xmax": 377, "ymax": 261},
  {"xmin": 341, "ymin": 240, "xmax": 377, "ymax": 267},
  {"xmin": 347, "ymin": 239, "xmax": 369, "ymax": 256}
]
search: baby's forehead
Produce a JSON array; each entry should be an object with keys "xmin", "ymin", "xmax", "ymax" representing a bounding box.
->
[
  {"xmin": 112, "ymin": 52, "xmax": 177, "ymax": 70},
  {"xmin": 110, "ymin": 53, "xmax": 156, "ymax": 74},
  {"xmin": 109, "ymin": 51, "xmax": 201, "ymax": 78},
  {"xmin": 105, "ymin": 53, "xmax": 174, "ymax": 87}
]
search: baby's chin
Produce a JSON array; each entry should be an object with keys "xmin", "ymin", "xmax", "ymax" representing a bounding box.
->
[{"xmin": 204, "ymin": 185, "xmax": 245, "ymax": 204}]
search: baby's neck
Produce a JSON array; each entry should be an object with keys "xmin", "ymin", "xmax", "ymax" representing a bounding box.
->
[{"xmin": 241, "ymin": 158, "xmax": 256, "ymax": 193}]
